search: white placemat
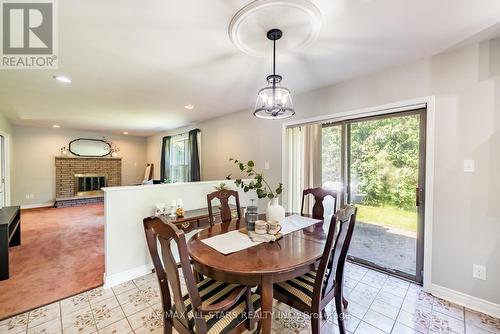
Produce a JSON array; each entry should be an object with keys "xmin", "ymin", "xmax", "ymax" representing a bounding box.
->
[
  {"xmin": 201, "ymin": 230, "xmax": 263, "ymax": 255},
  {"xmin": 200, "ymin": 215, "xmax": 321, "ymax": 255},
  {"xmin": 280, "ymin": 214, "xmax": 322, "ymax": 235}
]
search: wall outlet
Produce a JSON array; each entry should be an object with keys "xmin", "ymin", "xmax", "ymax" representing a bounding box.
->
[
  {"xmin": 464, "ymin": 160, "xmax": 475, "ymax": 172},
  {"xmin": 472, "ymin": 264, "xmax": 486, "ymax": 280},
  {"xmin": 264, "ymin": 162, "xmax": 270, "ymax": 170},
  {"xmin": 25, "ymin": 194, "xmax": 30, "ymax": 199}
]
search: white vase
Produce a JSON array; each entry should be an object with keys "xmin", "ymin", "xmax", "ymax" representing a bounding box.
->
[{"xmin": 266, "ymin": 197, "xmax": 285, "ymax": 223}]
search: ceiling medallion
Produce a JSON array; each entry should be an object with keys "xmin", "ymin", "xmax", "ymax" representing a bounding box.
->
[{"xmin": 229, "ymin": 0, "xmax": 322, "ymax": 57}]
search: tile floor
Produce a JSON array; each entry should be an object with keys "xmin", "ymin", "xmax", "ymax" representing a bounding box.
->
[{"xmin": 1, "ymin": 262, "xmax": 499, "ymax": 334}]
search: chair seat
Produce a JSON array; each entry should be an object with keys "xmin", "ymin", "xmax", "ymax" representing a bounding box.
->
[
  {"xmin": 173, "ymin": 277, "xmax": 261, "ymax": 334},
  {"xmin": 274, "ymin": 270, "xmax": 318, "ymax": 307}
]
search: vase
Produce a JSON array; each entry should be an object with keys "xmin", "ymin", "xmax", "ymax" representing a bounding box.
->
[{"xmin": 266, "ymin": 197, "xmax": 285, "ymax": 223}]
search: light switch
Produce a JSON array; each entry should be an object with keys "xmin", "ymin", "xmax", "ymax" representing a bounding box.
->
[
  {"xmin": 264, "ymin": 162, "xmax": 270, "ymax": 170},
  {"xmin": 464, "ymin": 160, "xmax": 475, "ymax": 172}
]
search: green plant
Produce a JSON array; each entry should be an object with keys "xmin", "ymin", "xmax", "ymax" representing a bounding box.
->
[
  {"xmin": 214, "ymin": 182, "xmax": 230, "ymax": 191},
  {"xmin": 226, "ymin": 158, "xmax": 283, "ymax": 199}
]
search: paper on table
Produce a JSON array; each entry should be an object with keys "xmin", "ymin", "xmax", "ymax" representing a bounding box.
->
[
  {"xmin": 280, "ymin": 214, "xmax": 322, "ymax": 235},
  {"xmin": 201, "ymin": 230, "xmax": 263, "ymax": 255}
]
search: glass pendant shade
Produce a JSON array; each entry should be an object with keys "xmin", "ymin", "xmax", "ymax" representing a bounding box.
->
[
  {"xmin": 254, "ymin": 28, "xmax": 295, "ymax": 120},
  {"xmin": 254, "ymin": 75, "xmax": 295, "ymax": 119}
]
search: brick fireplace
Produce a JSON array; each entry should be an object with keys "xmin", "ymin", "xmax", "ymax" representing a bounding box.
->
[{"xmin": 55, "ymin": 157, "xmax": 121, "ymax": 207}]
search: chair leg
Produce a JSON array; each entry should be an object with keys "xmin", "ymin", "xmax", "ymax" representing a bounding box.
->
[
  {"xmin": 194, "ymin": 270, "xmax": 203, "ymax": 284},
  {"xmin": 164, "ymin": 321, "xmax": 172, "ymax": 334},
  {"xmin": 342, "ymin": 296, "xmax": 348, "ymax": 309},
  {"xmin": 321, "ymin": 308, "xmax": 328, "ymax": 320},
  {"xmin": 335, "ymin": 293, "xmax": 346, "ymax": 334},
  {"xmin": 311, "ymin": 314, "xmax": 321, "ymax": 334}
]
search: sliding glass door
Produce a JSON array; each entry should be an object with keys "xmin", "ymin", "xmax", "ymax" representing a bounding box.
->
[{"xmin": 322, "ymin": 109, "xmax": 426, "ymax": 282}]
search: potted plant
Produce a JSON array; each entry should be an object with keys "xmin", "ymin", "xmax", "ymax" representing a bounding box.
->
[{"xmin": 226, "ymin": 158, "xmax": 285, "ymax": 222}]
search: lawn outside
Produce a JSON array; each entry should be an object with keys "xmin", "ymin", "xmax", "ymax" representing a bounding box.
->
[{"xmin": 355, "ymin": 204, "xmax": 417, "ymax": 232}]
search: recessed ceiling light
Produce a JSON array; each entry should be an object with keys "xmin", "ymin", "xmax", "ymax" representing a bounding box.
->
[
  {"xmin": 53, "ymin": 75, "xmax": 71, "ymax": 83},
  {"xmin": 122, "ymin": 131, "xmax": 129, "ymax": 135},
  {"xmin": 52, "ymin": 124, "xmax": 61, "ymax": 128},
  {"xmin": 184, "ymin": 104, "xmax": 194, "ymax": 110}
]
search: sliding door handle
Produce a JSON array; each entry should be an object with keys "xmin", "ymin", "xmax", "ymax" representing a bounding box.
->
[{"xmin": 416, "ymin": 187, "xmax": 423, "ymax": 207}]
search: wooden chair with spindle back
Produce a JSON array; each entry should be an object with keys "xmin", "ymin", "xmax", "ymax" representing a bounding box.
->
[
  {"xmin": 143, "ymin": 216, "xmax": 261, "ymax": 334},
  {"xmin": 207, "ymin": 190, "xmax": 241, "ymax": 226},
  {"xmin": 301, "ymin": 187, "xmax": 338, "ymax": 219},
  {"xmin": 273, "ymin": 205, "xmax": 357, "ymax": 334}
]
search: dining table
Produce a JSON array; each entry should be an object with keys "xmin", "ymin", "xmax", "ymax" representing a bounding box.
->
[{"xmin": 187, "ymin": 214, "xmax": 332, "ymax": 334}]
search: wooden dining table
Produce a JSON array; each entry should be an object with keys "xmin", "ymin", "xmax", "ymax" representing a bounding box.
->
[{"xmin": 187, "ymin": 215, "xmax": 331, "ymax": 334}]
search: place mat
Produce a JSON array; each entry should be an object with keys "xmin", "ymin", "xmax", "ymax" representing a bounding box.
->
[
  {"xmin": 280, "ymin": 214, "xmax": 322, "ymax": 234},
  {"xmin": 200, "ymin": 230, "xmax": 262, "ymax": 255},
  {"xmin": 200, "ymin": 215, "xmax": 321, "ymax": 255}
]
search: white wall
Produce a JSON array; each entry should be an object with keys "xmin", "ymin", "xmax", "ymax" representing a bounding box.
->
[
  {"xmin": 146, "ymin": 38, "xmax": 500, "ymax": 310},
  {"xmin": 103, "ymin": 180, "xmax": 253, "ymax": 287},
  {"xmin": 12, "ymin": 126, "xmax": 148, "ymax": 206}
]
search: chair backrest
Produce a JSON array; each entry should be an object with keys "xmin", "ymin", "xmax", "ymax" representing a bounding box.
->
[
  {"xmin": 301, "ymin": 187, "xmax": 338, "ymax": 219},
  {"xmin": 143, "ymin": 216, "xmax": 205, "ymax": 332},
  {"xmin": 207, "ymin": 189, "xmax": 241, "ymax": 225},
  {"xmin": 313, "ymin": 204, "xmax": 357, "ymax": 303}
]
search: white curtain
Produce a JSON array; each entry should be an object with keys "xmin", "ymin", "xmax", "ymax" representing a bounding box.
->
[{"xmin": 284, "ymin": 123, "xmax": 322, "ymax": 214}]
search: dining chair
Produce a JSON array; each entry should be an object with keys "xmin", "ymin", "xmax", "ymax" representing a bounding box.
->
[
  {"xmin": 301, "ymin": 187, "xmax": 338, "ymax": 219},
  {"xmin": 207, "ymin": 189, "xmax": 241, "ymax": 226},
  {"xmin": 273, "ymin": 204, "xmax": 357, "ymax": 334},
  {"xmin": 143, "ymin": 216, "xmax": 261, "ymax": 334}
]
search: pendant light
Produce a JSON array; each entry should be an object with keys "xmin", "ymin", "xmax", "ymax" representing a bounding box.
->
[{"xmin": 254, "ymin": 29, "xmax": 295, "ymax": 119}]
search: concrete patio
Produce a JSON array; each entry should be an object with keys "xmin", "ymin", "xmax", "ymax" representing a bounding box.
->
[{"xmin": 349, "ymin": 221, "xmax": 417, "ymax": 276}]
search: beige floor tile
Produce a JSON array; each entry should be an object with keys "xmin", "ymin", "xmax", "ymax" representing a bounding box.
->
[
  {"xmin": 363, "ymin": 309, "xmax": 395, "ymax": 332},
  {"xmin": 90, "ymin": 296, "xmax": 120, "ymax": 312},
  {"xmin": 126, "ymin": 307, "xmax": 155, "ymax": 331},
  {"xmin": 354, "ymin": 321, "xmax": 386, "ymax": 334},
  {"xmin": 92, "ymin": 304, "xmax": 125, "ymax": 330},
  {"xmin": 391, "ymin": 322, "xmax": 424, "ymax": 334},
  {"xmin": 61, "ymin": 305, "xmax": 97, "ymax": 334},
  {"xmin": 28, "ymin": 302, "xmax": 60, "ymax": 328},
  {"xmin": 87, "ymin": 287, "xmax": 115, "ymax": 305},
  {"xmin": 111, "ymin": 281, "xmax": 136, "ymax": 296},
  {"xmin": 0, "ymin": 312, "xmax": 29, "ymax": 334},
  {"xmin": 60, "ymin": 293, "xmax": 90, "ymax": 316},
  {"xmin": 465, "ymin": 309, "xmax": 500, "ymax": 333},
  {"xmin": 396, "ymin": 309, "xmax": 430, "ymax": 333},
  {"xmin": 97, "ymin": 318, "xmax": 132, "ymax": 334},
  {"xmin": 27, "ymin": 317, "xmax": 61, "ymax": 334}
]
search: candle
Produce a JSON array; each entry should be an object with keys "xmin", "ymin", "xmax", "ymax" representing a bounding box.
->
[{"xmin": 178, "ymin": 199, "xmax": 183, "ymax": 207}]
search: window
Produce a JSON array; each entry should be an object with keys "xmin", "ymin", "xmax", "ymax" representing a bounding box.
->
[{"xmin": 170, "ymin": 135, "xmax": 189, "ymax": 183}]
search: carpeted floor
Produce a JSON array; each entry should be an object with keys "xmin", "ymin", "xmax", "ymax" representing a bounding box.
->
[{"xmin": 0, "ymin": 204, "xmax": 104, "ymax": 320}]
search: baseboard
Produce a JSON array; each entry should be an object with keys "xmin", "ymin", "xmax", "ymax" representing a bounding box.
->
[
  {"xmin": 431, "ymin": 284, "xmax": 500, "ymax": 318},
  {"xmin": 20, "ymin": 202, "xmax": 55, "ymax": 209},
  {"xmin": 103, "ymin": 264, "xmax": 153, "ymax": 289}
]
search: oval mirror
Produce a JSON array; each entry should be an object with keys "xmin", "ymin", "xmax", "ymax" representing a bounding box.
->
[{"xmin": 69, "ymin": 138, "xmax": 111, "ymax": 157}]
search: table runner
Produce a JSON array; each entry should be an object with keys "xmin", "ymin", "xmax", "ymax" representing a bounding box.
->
[{"xmin": 200, "ymin": 214, "xmax": 321, "ymax": 255}]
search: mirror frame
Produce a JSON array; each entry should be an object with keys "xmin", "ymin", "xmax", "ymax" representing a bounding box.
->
[{"xmin": 69, "ymin": 138, "xmax": 111, "ymax": 157}]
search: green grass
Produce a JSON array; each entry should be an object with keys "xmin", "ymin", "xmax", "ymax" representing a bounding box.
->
[{"xmin": 356, "ymin": 204, "xmax": 417, "ymax": 232}]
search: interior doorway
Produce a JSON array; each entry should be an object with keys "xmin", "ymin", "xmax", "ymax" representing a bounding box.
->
[
  {"xmin": 322, "ymin": 108, "xmax": 426, "ymax": 283},
  {"xmin": 0, "ymin": 134, "xmax": 6, "ymax": 207}
]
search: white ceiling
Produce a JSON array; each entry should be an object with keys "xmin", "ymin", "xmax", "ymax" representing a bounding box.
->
[{"xmin": 1, "ymin": 0, "xmax": 500, "ymax": 136}]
